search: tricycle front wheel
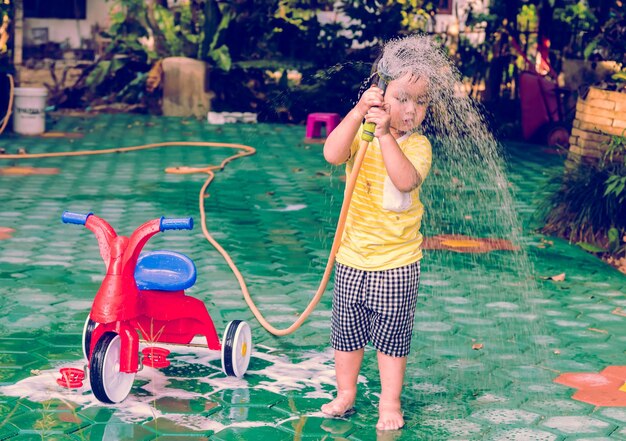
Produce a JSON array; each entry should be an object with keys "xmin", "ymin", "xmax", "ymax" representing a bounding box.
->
[
  {"xmin": 89, "ymin": 332, "xmax": 136, "ymax": 403},
  {"xmin": 221, "ymin": 320, "xmax": 252, "ymax": 378}
]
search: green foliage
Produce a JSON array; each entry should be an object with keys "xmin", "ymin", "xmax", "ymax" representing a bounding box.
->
[
  {"xmin": 59, "ymin": 0, "xmax": 455, "ymax": 119},
  {"xmin": 339, "ymin": 0, "xmax": 431, "ymax": 44},
  {"xmin": 601, "ymin": 132, "xmax": 626, "ymax": 203},
  {"xmin": 209, "ymin": 56, "xmax": 371, "ymax": 123},
  {"xmin": 607, "ymin": 227, "xmax": 623, "ymax": 254},
  {"xmin": 79, "ymin": 0, "xmax": 154, "ymax": 104},
  {"xmin": 576, "ymin": 241, "xmax": 606, "ymax": 253},
  {"xmin": 518, "ymin": 4, "xmax": 538, "ymax": 32},
  {"xmin": 584, "ymin": 3, "xmax": 625, "ymax": 66},
  {"xmin": 207, "ymin": 0, "xmax": 366, "ymax": 121},
  {"xmin": 554, "ymin": 1, "xmax": 597, "ymax": 29},
  {"xmin": 612, "ymin": 71, "xmax": 626, "ymax": 83},
  {"xmin": 62, "ymin": 0, "xmax": 237, "ymax": 109},
  {"xmin": 199, "ymin": 0, "xmax": 232, "ymax": 71},
  {"xmin": 0, "ymin": 0, "xmax": 14, "ymax": 70},
  {"xmin": 605, "ymin": 174, "xmax": 626, "ymax": 202},
  {"xmin": 152, "ymin": 6, "xmax": 184, "ymax": 55},
  {"xmin": 542, "ymin": 131, "xmax": 626, "ymax": 259},
  {"xmin": 397, "ymin": 0, "xmax": 434, "ymax": 33}
]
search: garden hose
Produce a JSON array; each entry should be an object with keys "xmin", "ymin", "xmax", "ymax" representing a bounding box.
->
[
  {"xmin": 0, "ymin": 72, "xmax": 14, "ymax": 136},
  {"xmin": 0, "ymin": 129, "xmax": 372, "ymax": 336}
]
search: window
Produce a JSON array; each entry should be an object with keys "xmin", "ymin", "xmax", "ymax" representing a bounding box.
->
[
  {"xmin": 438, "ymin": 0, "xmax": 453, "ymax": 15},
  {"xmin": 24, "ymin": 0, "xmax": 87, "ymax": 19}
]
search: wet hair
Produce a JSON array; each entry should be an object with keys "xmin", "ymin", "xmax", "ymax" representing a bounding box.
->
[{"xmin": 374, "ymin": 35, "xmax": 453, "ymax": 88}]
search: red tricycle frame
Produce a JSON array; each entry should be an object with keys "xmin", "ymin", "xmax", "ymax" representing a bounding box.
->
[{"xmin": 62, "ymin": 211, "xmax": 251, "ymax": 403}]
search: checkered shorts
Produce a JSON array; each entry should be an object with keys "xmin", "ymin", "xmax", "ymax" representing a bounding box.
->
[{"xmin": 330, "ymin": 261, "xmax": 421, "ymax": 357}]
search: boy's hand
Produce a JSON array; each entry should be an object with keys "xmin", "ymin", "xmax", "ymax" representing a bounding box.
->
[
  {"xmin": 365, "ymin": 104, "xmax": 391, "ymax": 138},
  {"xmin": 355, "ymin": 86, "xmax": 385, "ymax": 118}
]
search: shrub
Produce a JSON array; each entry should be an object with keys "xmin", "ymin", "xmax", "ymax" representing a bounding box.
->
[{"xmin": 541, "ymin": 132, "xmax": 626, "ymax": 258}]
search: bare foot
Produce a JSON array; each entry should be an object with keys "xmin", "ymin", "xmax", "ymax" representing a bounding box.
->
[
  {"xmin": 376, "ymin": 400, "xmax": 404, "ymax": 431},
  {"xmin": 321, "ymin": 392, "xmax": 355, "ymax": 417}
]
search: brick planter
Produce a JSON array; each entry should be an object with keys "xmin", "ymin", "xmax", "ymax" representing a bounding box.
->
[{"xmin": 569, "ymin": 87, "xmax": 626, "ymax": 161}]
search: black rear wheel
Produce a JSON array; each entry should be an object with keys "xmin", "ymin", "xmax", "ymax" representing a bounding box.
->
[{"xmin": 221, "ymin": 320, "xmax": 252, "ymax": 377}]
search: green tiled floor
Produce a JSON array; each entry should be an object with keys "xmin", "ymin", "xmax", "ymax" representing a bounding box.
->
[{"xmin": 0, "ymin": 114, "xmax": 624, "ymax": 440}]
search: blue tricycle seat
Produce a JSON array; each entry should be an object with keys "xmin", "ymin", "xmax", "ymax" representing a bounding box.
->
[{"xmin": 135, "ymin": 250, "xmax": 197, "ymax": 291}]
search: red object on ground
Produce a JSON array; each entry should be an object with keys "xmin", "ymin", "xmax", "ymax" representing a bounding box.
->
[
  {"xmin": 57, "ymin": 368, "xmax": 85, "ymax": 388},
  {"xmin": 519, "ymin": 71, "xmax": 562, "ymax": 141},
  {"xmin": 422, "ymin": 234, "xmax": 519, "ymax": 254},
  {"xmin": 554, "ymin": 366, "xmax": 626, "ymax": 406},
  {"xmin": 508, "ymin": 36, "xmax": 568, "ymax": 147},
  {"xmin": 305, "ymin": 113, "xmax": 341, "ymax": 139},
  {"xmin": 142, "ymin": 347, "xmax": 171, "ymax": 368}
]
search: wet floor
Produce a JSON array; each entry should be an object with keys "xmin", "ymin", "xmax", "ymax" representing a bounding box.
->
[{"xmin": 0, "ymin": 114, "xmax": 625, "ymax": 440}]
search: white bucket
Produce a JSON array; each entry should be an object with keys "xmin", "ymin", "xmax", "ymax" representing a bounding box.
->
[{"xmin": 13, "ymin": 87, "xmax": 48, "ymax": 135}]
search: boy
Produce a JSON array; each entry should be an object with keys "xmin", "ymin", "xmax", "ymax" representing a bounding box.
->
[{"xmin": 321, "ymin": 36, "xmax": 433, "ymax": 431}]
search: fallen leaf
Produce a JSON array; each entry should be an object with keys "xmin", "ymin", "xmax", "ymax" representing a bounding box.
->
[
  {"xmin": 41, "ymin": 132, "xmax": 84, "ymax": 139},
  {"xmin": 612, "ymin": 307, "xmax": 626, "ymax": 317},
  {"xmin": 472, "ymin": 343, "xmax": 483, "ymax": 350},
  {"xmin": 0, "ymin": 167, "xmax": 60, "ymax": 175},
  {"xmin": 553, "ymin": 349, "xmax": 560, "ymax": 355},
  {"xmin": 588, "ymin": 327, "xmax": 608, "ymax": 334},
  {"xmin": 540, "ymin": 273, "xmax": 565, "ymax": 281},
  {"xmin": 0, "ymin": 226, "xmax": 14, "ymax": 240}
]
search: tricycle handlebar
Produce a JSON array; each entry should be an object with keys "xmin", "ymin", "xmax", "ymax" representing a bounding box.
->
[
  {"xmin": 61, "ymin": 211, "xmax": 92, "ymax": 225},
  {"xmin": 160, "ymin": 217, "xmax": 193, "ymax": 231}
]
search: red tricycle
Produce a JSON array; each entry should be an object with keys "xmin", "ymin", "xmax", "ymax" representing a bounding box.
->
[{"xmin": 62, "ymin": 211, "xmax": 252, "ymax": 403}]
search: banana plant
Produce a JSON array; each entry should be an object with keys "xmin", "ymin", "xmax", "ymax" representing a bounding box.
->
[{"xmin": 199, "ymin": 0, "xmax": 232, "ymax": 71}]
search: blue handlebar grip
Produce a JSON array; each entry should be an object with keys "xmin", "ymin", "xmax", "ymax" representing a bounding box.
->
[
  {"xmin": 61, "ymin": 211, "xmax": 92, "ymax": 225},
  {"xmin": 160, "ymin": 217, "xmax": 193, "ymax": 231}
]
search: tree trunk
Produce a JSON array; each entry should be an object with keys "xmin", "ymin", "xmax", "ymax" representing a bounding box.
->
[{"xmin": 145, "ymin": 0, "xmax": 169, "ymax": 58}]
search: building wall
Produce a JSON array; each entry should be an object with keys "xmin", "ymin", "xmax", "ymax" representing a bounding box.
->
[{"xmin": 23, "ymin": 0, "xmax": 110, "ymax": 48}]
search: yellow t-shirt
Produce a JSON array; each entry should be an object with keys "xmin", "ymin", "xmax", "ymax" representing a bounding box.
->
[{"xmin": 336, "ymin": 128, "xmax": 432, "ymax": 271}]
